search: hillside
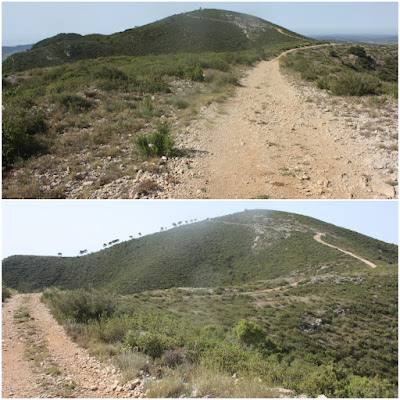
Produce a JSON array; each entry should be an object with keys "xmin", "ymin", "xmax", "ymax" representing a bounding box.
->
[
  {"xmin": 3, "ymin": 210, "xmax": 397, "ymax": 293},
  {"xmin": 2, "ymin": 44, "xmax": 33, "ymax": 61},
  {"xmin": 3, "ymin": 210, "xmax": 398, "ymax": 397},
  {"xmin": 3, "ymin": 9, "xmax": 308, "ymax": 74}
]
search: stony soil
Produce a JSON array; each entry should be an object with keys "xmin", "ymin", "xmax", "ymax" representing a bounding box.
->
[
  {"xmin": 165, "ymin": 47, "xmax": 397, "ymax": 199},
  {"xmin": 2, "ymin": 294, "xmax": 146, "ymax": 398}
]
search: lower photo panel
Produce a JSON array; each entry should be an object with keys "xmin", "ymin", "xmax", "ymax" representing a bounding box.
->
[{"xmin": 2, "ymin": 199, "xmax": 398, "ymax": 398}]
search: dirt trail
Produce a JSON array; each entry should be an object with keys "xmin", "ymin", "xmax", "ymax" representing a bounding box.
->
[
  {"xmin": 170, "ymin": 46, "xmax": 395, "ymax": 199},
  {"xmin": 2, "ymin": 294, "xmax": 41, "ymax": 398},
  {"xmin": 240, "ymin": 281, "xmax": 301, "ymax": 296},
  {"xmin": 2, "ymin": 293, "xmax": 146, "ymax": 398},
  {"xmin": 314, "ymin": 232, "xmax": 377, "ymax": 268}
]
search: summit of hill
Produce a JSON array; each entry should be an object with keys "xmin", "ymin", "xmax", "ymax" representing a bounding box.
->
[{"xmin": 3, "ymin": 9, "xmax": 309, "ymax": 73}]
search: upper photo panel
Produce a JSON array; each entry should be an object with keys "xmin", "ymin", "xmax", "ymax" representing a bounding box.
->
[{"xmin": 2, "ymin": 2, "xmax": 398, "ymax": 199}]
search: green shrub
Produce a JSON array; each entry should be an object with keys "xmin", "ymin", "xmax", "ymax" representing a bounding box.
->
[
  {"xmin": 331, "ymin": 72, "xmax": 380, "ymax": 96},
  {"xmin": 216, "ymin": 73, "xmax": 240, "ymax": 87},
  {"xmin": 130, "ymin": 76, "xmax": 170, "ymax": 94},
  {"xmin": 208, "ymin": 57, "xmax": 230, "ymax": 72},
  {"xmin": 173, "ymin": 99, "xmax": 189, "ymax": 109},
  {"xmin": 177, "ymin": 64, "xmax": 204, "ymax": 81},
  {"xmin": 125, "ymin": 331, "xmax": 171, "ymax": 359},
  {"xmin": 41, "ymin": 288, "xmax": 116, "ymax": 323},
  {"xmin": 316, "ymin": 76, "xmax": 330, "ymax": 90},
  {"xmin": 329, "ymin": 49, "xmax": 338, "ymax": 57},
  {"xmin": 57, "ymin": 93, "xmax": 93, "ymax": 113},
  {"xmin": 349, "ymin": 46, "xmax": 367, "ymax": 58},
  {"xmin": 233, "ymin": 319, "xmax": 265, "ymax": 347},
  {"xmin": 2, "ymin": 282, "xmax": 12, "ymax": 302},
  {"xmin": 2, "ymin": 114, "xmax": 47, "ymax": 167},
  {"xmin": 93, "ymin": 65, "xmax": 128, "ymax": 81},
  {"xmin": 146, "ymin": 375, "xmax": 188, "ymax": 398},
  {"xmin": 345, "ymin": 375, "xmax": 396, "ymax": 398},
  {"xmin": 136, "ymin": 121, "xmax": 176, "ymax": 157},
  {"xmin": 135, "ymin": 95, "xmax": 159, "ymax": 117}
]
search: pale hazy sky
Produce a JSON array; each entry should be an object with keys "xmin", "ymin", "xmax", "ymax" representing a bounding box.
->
[
  {"xmin": 2, "ymin": 200, "xmax": 398, "ymax": 259},
  {"xmin": 2, "ymin": 2, "xmax": 398, "ymax": 46}
]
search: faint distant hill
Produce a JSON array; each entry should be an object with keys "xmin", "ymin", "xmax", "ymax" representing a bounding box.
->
[
  {"xmin": 2, "ymin": 44, "xmax": 33, "ymax": 61},
  {"xmin": 3, "ymin": 8, "xmax": 311, "ymax": 73},
  {"xmin": 311, "ymin": 34, "xmax": 398, "ymax": 45}
]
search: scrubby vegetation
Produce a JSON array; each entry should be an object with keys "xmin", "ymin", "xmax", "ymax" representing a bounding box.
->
[
  {"xmin": 2, "ymin": 281, "xmax": 12, "ymax": 301},
  {"xmin": 3, "ymin": 41, "xmax": 307, "ymax": 198},
  {"xmin": 280, "ymin": 44, "xmax": 398, "ymax": 97},
  {"xmin": 4, "ymin": 210, "xmax": 398, "ymax": 397},
  {"xmin": 2, "ymin": 8, "xmax": 318, "ymax": 198},
  {"xmin": 40, "ymin": 259, "xmax": 397, "ymax": 398},
  {"xmin": 3, "ymin": 210, "xmax": 397, "ymax": 294}
]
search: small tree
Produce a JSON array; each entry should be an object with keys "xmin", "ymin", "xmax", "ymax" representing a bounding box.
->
[
  {"xmin": 136, "ymin": 121, "xmax": 176, "ymax": 158},
  {"xmin": 348, "ymin": 45, "xmax": 367, "ymax": 58}
]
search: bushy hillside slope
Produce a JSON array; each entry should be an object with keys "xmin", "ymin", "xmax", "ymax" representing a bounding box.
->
[
  {"xmin": 3, "ymin": 9, "xmax": 310, "ymax": 73},
  {"xmin": 3, "ymin": 210, "xmax": 397, "ymax": 293}
]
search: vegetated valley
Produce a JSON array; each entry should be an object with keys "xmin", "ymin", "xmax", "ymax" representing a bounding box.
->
[{"xmin": 2, "ymin": 210, "xmax": 398, "ymax": 397}]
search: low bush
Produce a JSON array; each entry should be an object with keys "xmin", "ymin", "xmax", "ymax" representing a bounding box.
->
[
  {"xmin": 176, "ymin": 64, "xmax": 204, "ymax": 81},
  {"xmin": 115, "ymin": 350, "xmax": 153, "ymax": 381},
  {"xmin": 330, "ymin": 72, "xmax": 380, "ymax": 96},
  {"xmin": 146, "ymin": 375, "xmax": 188, "ymax": 398},
  {"xmin": 345, "ymin": 375, "xmax": 396, "ymax": 398},
  {"xmin": 125, "ymin": 331, "xmax": 171, "ymax": 359},
  {"xmin": 41, "ymin": 288, "xmax": 116, "ymax": 323},
  {"xmin": 348, "ymin": 45, "xmax": 367, "ymax": 58},
  {"xmin": 161, "ymin": 348, "xmax": 186, "ymax": 368},
  {"xmin": 2, "ymin": 114, "xmax": 47, "ymax": 167},
  {"xmin": 135, "ymin": 95, "xmax": 160, "ymax": 118},
  {"xmin": 233, "ymin": 319, "xmax": 265, "ymax": 348},
  {"xmin": 2, "ymin": 282, "xmax": 12, "ymax": 302},
  {"xmin": 130, "ymin": 76, "xmax": 170, "ymax": 94},
  {"xmin": 172, "ymin": 99, "xmax": 189, "ymax": 109},
  {"xmin": 93, "ymin": 65, "xmax": 128, "ymax": 81},
  {"xmin": 56, "ymin": 93, "xmax": 93, "ymax": 113},
  {"xmin": 135, "ymin": 121, "xmax": 176, "ymax": 157}
]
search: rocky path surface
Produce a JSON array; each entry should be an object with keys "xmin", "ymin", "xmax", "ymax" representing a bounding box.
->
[
  {"xmin": 2, "ymin": 294, "xmax": 146, "ymax": 398},
  {"xmin": 2, "ymin": 294, "xmax": 41, "ymax": 398},
  {"xmin": 313, "ymin": 232, "xmax": 377, "ymax": 268},
  {"xmin": 168, "ymin": 46, "xmax": 397, "ymax": 199}
]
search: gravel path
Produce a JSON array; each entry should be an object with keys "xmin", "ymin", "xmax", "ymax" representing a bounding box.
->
[
  {"xmin": 2, "ymin": 294, "xmax": 41, "ymax": 398},
  {"xmin": 2, "ymin": 294, "xmax": 146, "ymax": 398},
  {"xmin": 168, "ymin": 46, "xmax": 397, "ymax": 199}
]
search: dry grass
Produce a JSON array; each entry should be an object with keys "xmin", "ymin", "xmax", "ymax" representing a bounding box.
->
[{"xmin": 114, "ymin": 351, "xmax": 153, "ymax": 382}]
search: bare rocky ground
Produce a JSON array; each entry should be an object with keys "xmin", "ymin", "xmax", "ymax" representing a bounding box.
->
[{"xmin": 2, "ymin": 294, "xmax": 146, "ymax": 398}]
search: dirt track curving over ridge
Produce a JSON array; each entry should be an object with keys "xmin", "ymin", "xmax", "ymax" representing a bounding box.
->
[
  {"xmin": 169, "ymin": 46, "xmax": 397, "ymax": 199},
  {"xmin": 313, "ymin": 232, "xmax": 377, "ymax": 268}
]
